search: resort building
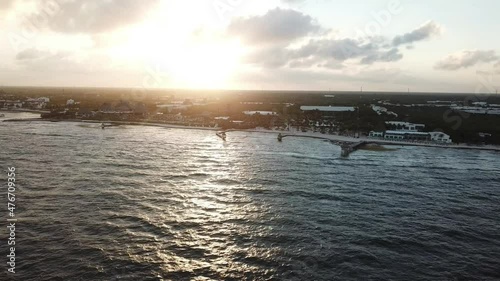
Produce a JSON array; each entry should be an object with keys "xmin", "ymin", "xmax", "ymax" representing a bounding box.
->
[
  {"xmin": 385, "ymin": 121, "xmax": 425, "ymax": 132},
  {"xmin": 429, "ymin": 132, "xmax": 452, "ymax": 143},
  {"xmin": 370, "ymin": 130, "xmax": 453, "ymax": 143},
  {"xmin": 384, "ymin": 130, "xmax": 431, "ymax": 141}
]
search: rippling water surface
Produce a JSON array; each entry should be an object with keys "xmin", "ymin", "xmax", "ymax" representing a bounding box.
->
[{"xmin": 1, "ymin": 115, "xmax": 500, "ymax": 280}]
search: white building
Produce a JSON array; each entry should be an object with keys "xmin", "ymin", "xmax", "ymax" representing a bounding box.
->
[
  {"xmin": 384, "ymin": 131, "xmax": 406, "ymax": 140},
  {"xmin": 67, "ymin": 99, "xmax": 75, "ymax": 105},
  {"xmin": 429, "ymin": 132, "xmax": 452, "ymax": 143},
  {"xmin": 385, "ymin": 121, "xmax": 425, "ymax": 132},
  {"xmin": 369, "ymin": 131, "xmax": 384, "ymax": 138},
  {"xmin": 384, "ymin": 130, "xmax": 431, "ymax": 141}
]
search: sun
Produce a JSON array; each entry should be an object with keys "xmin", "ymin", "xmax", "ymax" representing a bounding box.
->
[
  {"xmin": 107, "ymin": 0, "xmax": 247, "ymax": 90},
  {"xmin": 169, "ymin": 42, "xmax": 241, "ymax": 89}
]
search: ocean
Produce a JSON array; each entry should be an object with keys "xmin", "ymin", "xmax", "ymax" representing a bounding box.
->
[{"xmin": 1, "ymin": 113, "xmax": 499, "ymax": 280}]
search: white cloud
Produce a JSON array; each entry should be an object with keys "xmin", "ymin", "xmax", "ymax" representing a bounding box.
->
[
  {"xmin": 435, "ymin": 50, "xmax": 498, "ymax": 70},
  {"xmin": 27, "ymin": 0, "xmax": 160, "ymax": 34},
  {"xmin": 227, "ymin": 8, "xmax": 321, "ymax": 44},
  {"xmin": 393, "ymin": 21, "xmax": 442, "ymax": 46}
]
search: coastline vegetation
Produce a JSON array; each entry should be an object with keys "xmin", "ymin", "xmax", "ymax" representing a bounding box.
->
[{"xmin": 2, "ymin": 87, "xmax": 500, "ymax": 145}]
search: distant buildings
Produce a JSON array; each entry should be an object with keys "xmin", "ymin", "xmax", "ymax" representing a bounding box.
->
[
  {"xmin": 99, "ymin": 101, "xmax": 148, "ymax": 116},
  {"xmin": 371, "ymin": 105, "xmax": 398, "ymax": 117},
  {"xmin": 243, "ymin": 111, "xmax": 277, "ymax": 116},
  {"xmin": 300, "ymin": 106, "xmax": 356, "ymax": 112},
  {"xmin": 24, "ymin": 97, "xmax": 50, "ymax": 109},
  {"xmin": 1, "ymin": 100, "xmax": 23, "ymax": 109},
  {"xmin": 451, "ymin": 106, "xmax": 500, "ymax": 115}
]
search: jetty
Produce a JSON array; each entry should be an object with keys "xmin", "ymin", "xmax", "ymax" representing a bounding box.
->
[
  {"xmin": 216, "ymin": 131, "xmax": 227, "ymax": 141},
  {"xmin": 278, "ymin": 133, "xmax": 367, "ymax": 157}
]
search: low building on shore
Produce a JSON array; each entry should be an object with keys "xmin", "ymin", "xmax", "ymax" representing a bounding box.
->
[
  {"xmin": 384, "ymin": 130, "xmax": 431, "ymax": 142},
  {"xmin": 429, "ymin": 132, "xmax": 452, "ymax": 143},
  {"xmin": 370, "ymin": 130, "xmax": 453, "ymax": 143}
]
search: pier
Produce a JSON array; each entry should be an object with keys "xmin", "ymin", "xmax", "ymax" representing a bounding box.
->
[
  {"xmin": 215, "ymin": 130, "xmax": 500, "ymax": 157},
  {"xmin": 216, "ymin": 131, "xmax": 227, "ymax": 141},
  {"xmin": 277, "ymin": 134, "xmax": 367, "ymax": 157}
]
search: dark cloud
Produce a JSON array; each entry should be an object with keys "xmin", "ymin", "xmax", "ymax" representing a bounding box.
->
[
  {"xmin": 29, "ymin": 0, "xmax": 160, "ymax": 34},
  {"xmin": 435, "ymin": 50, "xmax": 498, "ymax": 70},
  {"xmin": 393, "ymin": 21, "xmax": 442, "ymax": 46},
  {"xmin": 227, "ymin": 8, "xmax": 321, "ymax": 44}
]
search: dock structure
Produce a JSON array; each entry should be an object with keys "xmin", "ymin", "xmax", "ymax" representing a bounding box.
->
[
  {"xmin": 216, "ymin": 131, "xmax": 227, "ymax": 141},
  {"xmin": 340, "ymin": 141, "xmax": 366, "ymax": 157},
  {"xmin": 210, "ymin": 129, "xmax": 500, "ymax": 155},
  {"xmin": 278, "ymin": 134, "xmax": 366, "ymax": 157}
]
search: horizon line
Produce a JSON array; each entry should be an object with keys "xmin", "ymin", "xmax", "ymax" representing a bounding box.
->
[{"xmin": 0, "ymin": 85, "xmax": 498, "ymax": 96}]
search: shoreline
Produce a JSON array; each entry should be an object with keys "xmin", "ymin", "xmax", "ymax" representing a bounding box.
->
[
  {"xmin": 0, "ymin": 109, "xmax": 50, "ymax": 114},
  {"xmin": 2, "ymin": 118, "xmax": 221, "ymax": 131},
  {"xmin": 4, "ymin": 117, "xmax": 500, "ymax": 152}
]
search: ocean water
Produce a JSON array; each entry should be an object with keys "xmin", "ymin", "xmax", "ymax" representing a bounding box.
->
[{"xmin": 1, "ymin": 115, "xmax": 500, "ymax": 280}]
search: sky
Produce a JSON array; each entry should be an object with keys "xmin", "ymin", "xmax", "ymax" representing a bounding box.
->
[{"xmin": 0, "ymin": 0, "xmax": 499, "ymax": 93}]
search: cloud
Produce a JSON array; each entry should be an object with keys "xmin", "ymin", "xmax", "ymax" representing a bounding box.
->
[
  {"xmin": 14, "ymin": 47, "xmax": 116, "ymax": 76},
  {"xmin": 393, "ymin": 21, "xmax": 442, "ymax": 46},
  {"xmin": 227, "ymin": 8, "xmax": 321, "ymax": 44},
  {"xmin": 15, "ymin": 48, "xmax": 51, "ymax": 60},
  {"xmin": 243, "ymin": 37, "xmax": 404, "ymax": 69},
  {"xmin": 229, "ymin": 15, "xmax": 445, "ymax": 70},
  {"xmin": 29, "ymin": 0, "xmax": 160, "ymax": 34},
  {"xmin": 360, "ymin": 48, "xmax": 403, "ymax": 64},
  {"xmin": 296, "ymin": 38, "xmax": 403, "ymax": 64},
  {"xmin": 435, "ymin": 50, "xmax": 498, "ymax": 70},
  {"xmin": 0, "ymin": 0, "xmax": 15, "ymax": 11}
]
